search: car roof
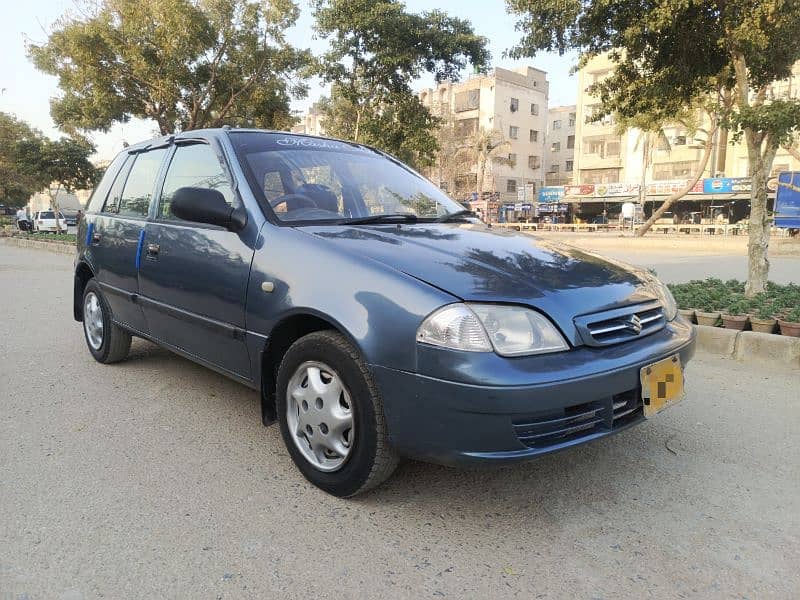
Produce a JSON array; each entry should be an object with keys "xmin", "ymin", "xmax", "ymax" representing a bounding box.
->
[{"xmin": 121, "ymin": 128, "xmax": 376, "ymax": 155}]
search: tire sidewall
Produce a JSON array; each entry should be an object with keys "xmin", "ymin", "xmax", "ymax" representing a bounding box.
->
[
  {"xmin": 276, "ymin": 333, "xmax": 380, "ymax": 497},
  {"xmin": 82, "ymin": 280, "xmax": 114, "ymax": 363}
]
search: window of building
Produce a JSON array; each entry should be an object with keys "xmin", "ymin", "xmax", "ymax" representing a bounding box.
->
[
  {"xmin": 116, "ymin": 148, "xmax": 168, "ymax": 218},
  {"xmin": 530, "ymin": 103, "xmax": 539, "ymax": 116},
  {"xmin": 674, "ymin": 135, "xmax": 687, "ymax": 146},
  {"xmin": 552, "ymin": 120, "xmax": 562, "ymax": 130},
  {"xmin": 454, "ymin": 89, "xmax": 480, "ymax": 112},
  {"xmin": 567, "ymin": 135, "xmax": 575, "ymax": 149},
  {"xmin": 528, "ymin": 155, "xmax": 541, "ymax": 169},
  {"xmin": 550, "ymin": 164, "xmax": 560, "ymax": 173},
  {"xmin": 509, "ymin": 126, "xmax": 519, "ymax": 139},
  {"xmin": 160, "ymin": 143, "xmax": 235, "ymax": 220},
  {"xmin": 568, "ymin": 113, "xmax": 576, "ymax": 127},
  {"xmin": 529, "ymin": 129, "xmax": 539, "ymax": 142},
  {"xmin": 454, "ymin": 117, "xmax": 479, "ymax": 137},
  {"xmin": 551, "ymin": 142, "xmax": 561, "ymax": 152},
  {"xmin": 506, "ymin": 179, "xmax": 517, "ymax": 193},
  {"xmin": 507, "ymin": 153, "xmax": 517, "ymax": 166},
  {"xmin": 606, "ymin": 140, "xmax": 621, "ymax": 157},
  {"xmin": 566, "ymin": 160, "xmax": 574, "ymax": 172},
  {"xmin": 580, "ymin": 168, "xmax": 620, "ymax": 184},
  {"xmin": 771, "ymin": 163, "xmax": 790, "ymax": 177},
  {"xmin": 510, "ymin": 97, "xmax": 519, "ymax": 112},
  {"xmin": 589, "ymin": 70, "xmax": 611, "ymax": 85},
  {"xmin": 653, "ymin": 160, "xmax": 698, "ymax": 180}
]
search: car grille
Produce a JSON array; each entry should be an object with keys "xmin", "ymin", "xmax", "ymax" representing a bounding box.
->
[
  {"xmin": 512, "ymin": 389, "xmax": 644, "ymax": 450},
  {"xmin": 574, "ymin": 301, "xmax": 665, "ymax": 347}
]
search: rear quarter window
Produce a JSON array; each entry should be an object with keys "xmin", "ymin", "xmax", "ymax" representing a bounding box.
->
[
  {"xmin": 87, "ymin": 151, "xmax": 129, "ymax": 214},
  {"xmin": 115, "ymin": 148, "xmax": 168, "ymax": 218}
]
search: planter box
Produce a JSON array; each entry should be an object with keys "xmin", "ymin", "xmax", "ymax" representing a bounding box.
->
[
  {"xmin": 721, "ymin": 314, "xmax": 749, "ymax": 331},
  {"xmin": 749, "ymin": 317, "xmax": 777, "ymax": 334},
  {"xmin": 695, "ymin": 311, "xmax": 720, "ymax": 327},
  {"xmin": 678, "ymin": 308, "xmax": 696, "ymax": 323},
  {"xmin": 778, "ymin": 320, "xmax": 800, "ymax": 337}
]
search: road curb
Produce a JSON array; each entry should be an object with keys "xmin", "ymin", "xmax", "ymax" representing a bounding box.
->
[
  {"xmin": 0, "ymin": 236, "xmax": 75, "ymax": 255},
  {"xmin": 695, "ymin": 324, "xmax": 800, "ymax": 367}
]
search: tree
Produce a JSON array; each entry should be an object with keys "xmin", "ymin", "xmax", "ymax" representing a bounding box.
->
[
  {"xmin": 0, "ymin": 113, "xmax": 49, "ymax": 207},
  {"xmin": 457, "ymin": 128, "xmax": 513, "ymax": 200},
  {"xmin": 312, "ymin": 0, "xmax": 489, "ymax": 167},
  {"xmin": 507, "ymin": 0, "xmax": 800, "ymax": 296},
  {"xmin": 36, "ymin": 139, "xmax": 99, "ymax": 232},
  {"xmin": 29, "ymin": 0, "xmax": 312, "ymax": 136}
]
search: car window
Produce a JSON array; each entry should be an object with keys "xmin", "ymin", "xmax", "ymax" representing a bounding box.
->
[
  {"xmin": 232, "ymin": 133, "xmax": 463, "ymax": 223},
  {"xmin": 101, "ymin": 155, "xmax": 134, "ymax": 214},
  {"xmin": 116, "ymin": 148, "xmax": 168, "ymax": 218},
  {"xmin": 159, "ymin": 143, "xmax": 235, "ymax": 221},
  {"xmin": 40, "ymin": 211, "xmax": 54, "ymax": 219},
  {"xmin": 87, "ymin": 151, "xmax": 129, "ymax": 213}
]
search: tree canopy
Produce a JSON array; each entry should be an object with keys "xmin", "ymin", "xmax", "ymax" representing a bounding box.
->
[
  {"xmin": 312, "ymin": 0, "xmax": 490, "ymax": 166},
  {"xmin": 29, "ymin": 0, "xmax": 312, "ymax": 135},
  {"xmin": 506, "ymin": 0, "xmax": 800, "ymax": 294},
  {"xmin": 0, "ymin": 113, "xmax": 49, "ymax": 207}
]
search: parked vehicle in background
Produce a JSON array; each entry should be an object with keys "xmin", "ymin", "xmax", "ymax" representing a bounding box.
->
[
  {"xmin": 775, "ymin": 171, "xmax": 800, "ymax": 234},
  {"xmin": 62, "ymin": 209, "xmax": 80, "ymax": 226},
  {"xmin": 73, "ymin": 129, "xmax": 696, "ymax": 497},
  {"xmin": 33, "ymin": 210, "xmax": 68, "ymax": 233}
]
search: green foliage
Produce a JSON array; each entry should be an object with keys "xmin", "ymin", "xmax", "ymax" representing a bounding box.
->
[
  {"xmin": 668, "ymin": 279, "xmax": 800, "ymax": 318},
  {"xmin": 37, "ymin": 138, "xmax": 99, "ymax": 194},
  {"xmin": 0, "ymin": 113, "xmax": 50, "ymax": 206},
  {"xmin": 313, "ymin": 0, "xmax": 489, "ymax": 167},
  {"xmin": 29, "ymin": 0, "xmax": 312, "ymax": 135}
]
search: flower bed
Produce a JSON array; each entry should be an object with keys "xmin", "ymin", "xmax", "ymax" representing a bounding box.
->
[{"xmin": 668, "ymin": 278, "xmax": 800, "ymax": 336}]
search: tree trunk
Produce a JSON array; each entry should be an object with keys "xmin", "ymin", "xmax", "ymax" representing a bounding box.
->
[
  {"xmin": 636, "ymin": 124, "xmax": 716, "ymax": 237},
  {"xmin": 744, "ymin": 143, "xmax": 777, "ymax": 297},
  {"xmin": 715, "ymin": 127, "xmax": 728, "ymax": 174},
  {"xmin": 48, "ymin": 184, "xmax": 63, "ymax": 234},
  {"xmin": 476, "ymin": 153, "xmax": 486, "ymax": 200}
]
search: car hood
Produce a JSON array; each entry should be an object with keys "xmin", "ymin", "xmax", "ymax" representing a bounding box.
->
[{"xmin": 301, "ymin": 223, "xmax": 656, "ymax": 338}]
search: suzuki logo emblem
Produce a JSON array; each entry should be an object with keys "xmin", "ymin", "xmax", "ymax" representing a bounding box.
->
[{"xmin": 626, "ymin": 314, "xmax": 643, "ymax": 334}]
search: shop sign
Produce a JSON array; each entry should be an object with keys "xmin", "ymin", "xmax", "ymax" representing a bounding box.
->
[
  {"xmin": 538, "ymin": 186, "xmax": 565, "ymax": 203},
  {"xmin": 702, "ymin": 177, "xmax": 752, "ymax": 194}
]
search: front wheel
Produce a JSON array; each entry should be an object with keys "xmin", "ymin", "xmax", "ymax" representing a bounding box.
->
[{"xmin": 276, "ymin": 330, "xmax": 398, "ymax": 497}]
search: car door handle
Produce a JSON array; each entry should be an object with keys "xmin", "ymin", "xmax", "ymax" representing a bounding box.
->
[{"xmin": 146, "ymin": 243, "xmax": 160, "ymax": 258}]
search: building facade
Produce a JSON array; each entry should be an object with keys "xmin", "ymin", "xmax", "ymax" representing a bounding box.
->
[
  {"xmin": 544, "ymin": 105, "xmax": 576, "ymax": 186},
  {"xmin": 291, "ymin": 102, "xmax": 326, "ymax": 137},
  {"xmin": 419, "ymin": 66, "xmax": 549, "ymax": 205}
]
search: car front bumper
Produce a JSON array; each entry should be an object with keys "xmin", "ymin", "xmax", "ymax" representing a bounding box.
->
[{"xmin": 371, "ymin": 317, "xmax": 696, "ymax": 466}]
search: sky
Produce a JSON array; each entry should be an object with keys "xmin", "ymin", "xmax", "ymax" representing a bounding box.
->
[{"xmin": 0, "ymin": 0, "xmax": 579, "ymax": 162}]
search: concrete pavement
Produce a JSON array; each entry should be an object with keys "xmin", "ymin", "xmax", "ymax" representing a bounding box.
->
[{"xmin": 1, "ymin": 243, "xmax": 798, "ymax": 599}]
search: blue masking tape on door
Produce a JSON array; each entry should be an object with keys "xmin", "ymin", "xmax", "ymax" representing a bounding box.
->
[{"xmin": 135, "ymin": 229, "xmax": 145, "ymax": 269}]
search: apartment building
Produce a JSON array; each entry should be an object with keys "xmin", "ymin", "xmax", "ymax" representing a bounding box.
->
[
  {"xmin": 290, "ymin": 102, "xmax": 326, "ymax": 137},
  {"xmin": 544, "ymin": 105, "xmax": 576, "ymax": 186},
  {"xmin": 574, "ymin": 54, "xmax": 800, "ymax": 195},
  {"xmin": 419, "ymin": 66, "xmax": 549, "ymax": 204}
]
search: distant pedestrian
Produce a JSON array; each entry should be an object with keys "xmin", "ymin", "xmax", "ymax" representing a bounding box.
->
[{"xmin": 15, "ymin": 208, "xmax": 31, "ymax": 233}]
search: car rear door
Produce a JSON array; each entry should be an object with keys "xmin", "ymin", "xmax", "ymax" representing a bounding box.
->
[
  {"xmin": 137, "ymin": 140, "xmax": 255, "ymax": 379},
  {"xmin": 88, "ymin": 147, "xmax": 168, "ymax": 334}
]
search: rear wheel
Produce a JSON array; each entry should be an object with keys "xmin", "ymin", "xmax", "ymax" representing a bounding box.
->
[
  {"xmin": 276, "ymin": 330, "xmax": 398, "ymax": 497},
  {"xmin": 82, "ymin": 280, "xmax": 131, "ymax": 364}
]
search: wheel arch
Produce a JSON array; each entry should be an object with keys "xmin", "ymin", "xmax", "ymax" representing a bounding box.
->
[
  {"xmin": 259, "ymin": 311, "xmax": 356, "ymax": 426},
  {"xmin": 74, "ymin": 261, "xmax": 95, "ymax": 321}
]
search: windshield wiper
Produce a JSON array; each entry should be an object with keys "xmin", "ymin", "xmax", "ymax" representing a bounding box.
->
[
  {"xmin": 343, "ymin": 213, "xmax": 419, "ymax": 225},
  {"xmin": 435, "ymin": 209, "xmax": 477, "ymax": 222}
]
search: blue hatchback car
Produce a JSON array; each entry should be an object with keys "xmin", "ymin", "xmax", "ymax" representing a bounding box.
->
[{"xmin": 74, "ymin": 129, "xmax": 695, "ymax": 496}]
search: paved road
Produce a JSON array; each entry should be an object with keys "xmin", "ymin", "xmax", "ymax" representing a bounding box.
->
[
  {"xmin": 1, "ymin": 243, "xmax": 799, "ymax": 599},
  {"xmin": 596, "ymin": 251, "xmax": 800, "ymax": 285}
]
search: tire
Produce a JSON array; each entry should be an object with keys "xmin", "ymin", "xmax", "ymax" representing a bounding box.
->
[
  {"xmin": 276, "ymin": 330, "xmax": 399, "ymax": 497},
  {"xmin": 82, "ymin": 279, "xmax": 131, "ymax": 364}
]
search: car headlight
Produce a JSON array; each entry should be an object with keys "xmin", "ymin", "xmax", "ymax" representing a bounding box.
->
[
  {"xmin": 645, "ymin": 279, "xmax": 678, "ymax": 321},
  {"xmin": 417, "ymin": 303, "xmax": 568, "ymax": 356}
]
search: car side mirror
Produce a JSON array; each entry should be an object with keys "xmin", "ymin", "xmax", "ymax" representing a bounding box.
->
[{"xmin": 170, "ymin": 187, "xmax": 247, "ymax": 231}]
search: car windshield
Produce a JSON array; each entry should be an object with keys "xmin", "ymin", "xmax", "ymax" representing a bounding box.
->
[
  {"xmin": 40, "ymin": 211, "xmax": 55, "ymax": 219},
  {"xmin": 231, "ymin": 132, "xmax": 464, "ymax": 224}
]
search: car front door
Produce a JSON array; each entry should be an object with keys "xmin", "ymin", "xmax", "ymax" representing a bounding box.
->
[
  {"xmin": 137, "ymin": 140, "xmax": 255, "ymax": 379},
  {"xmin": 89, "ymin": 147, "xmax": 168, "ymax": 334}
]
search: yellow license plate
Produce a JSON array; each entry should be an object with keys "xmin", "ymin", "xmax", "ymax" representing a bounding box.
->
[{"xmin": 640, "ymin": 355, "xmax": 685, "ymax": 417}]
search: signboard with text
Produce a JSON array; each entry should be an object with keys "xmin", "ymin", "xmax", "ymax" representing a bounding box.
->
[
  {"xmin": 564, "ymin": 184, "xmax": 595, "ymax": 197},
  {"xmin": 703, "ymin": 177, "xmax": 752, "ymax": 194},
  {"xmin": 595, "ymin": 182, "xmax": 640, "ymax": 197},
  {"xmin": 538, "ymin": 186, "xmax": 565, "ymax": 203}
]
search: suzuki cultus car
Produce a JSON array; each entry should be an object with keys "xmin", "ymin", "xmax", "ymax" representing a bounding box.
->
[{"xmin": 74, "ymin": 129, "xmax": 695, "ymax": 496}]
